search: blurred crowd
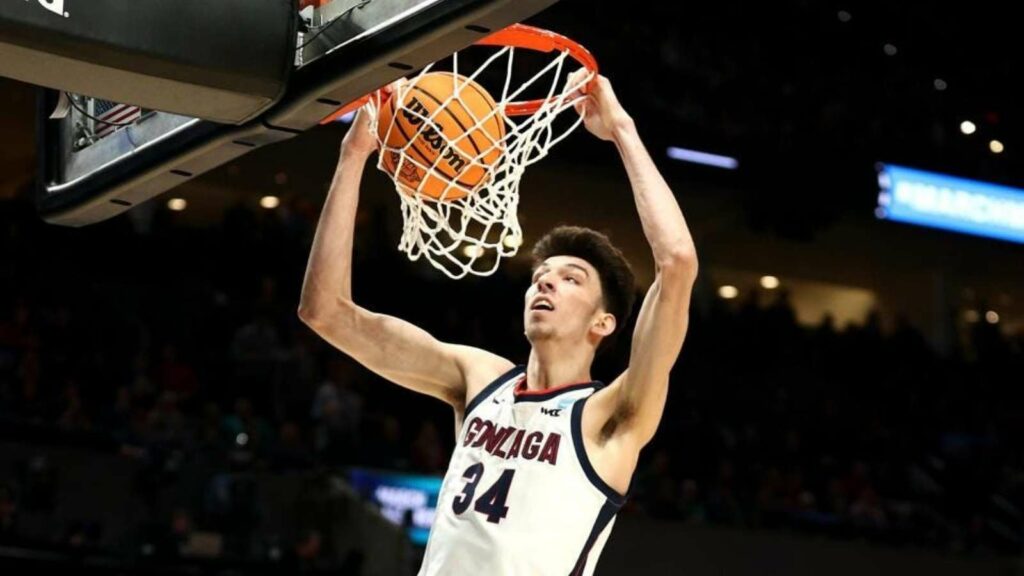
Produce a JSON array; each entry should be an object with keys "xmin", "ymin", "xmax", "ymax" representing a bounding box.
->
[{"xmin": 1, "ymin": 193, "xmax": 1023, "ymax": 569}]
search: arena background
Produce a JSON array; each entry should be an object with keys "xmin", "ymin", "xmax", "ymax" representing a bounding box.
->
[{"xmin": 2, "ymin": 1, "xmax": 1023, "ymax": 574}]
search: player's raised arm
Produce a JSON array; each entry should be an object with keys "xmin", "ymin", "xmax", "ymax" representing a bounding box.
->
[
  {"xmin": 577, "ymin": 75, "xmax": 699, "ymax": 448},
  {"xmin": 297, "ymin": 110, "xmax": 512, "ymax": 410}
]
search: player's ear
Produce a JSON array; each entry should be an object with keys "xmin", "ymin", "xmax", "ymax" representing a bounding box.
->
[{"xmin": 592, "ymin": 311, "xmax": 615, "ymax": 338}]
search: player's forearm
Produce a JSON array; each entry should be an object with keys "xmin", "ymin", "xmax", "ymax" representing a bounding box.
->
[
  {"xmin": 299, "ymin": 147, "xmax": 371, "ymax": 315},
  {"xmin": 612, "ymin": 120, "xmax": 697, "ymax": 271}
]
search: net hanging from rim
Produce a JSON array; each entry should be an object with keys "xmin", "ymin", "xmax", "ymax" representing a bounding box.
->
[{"xmin": 360, "ymin": 25, "xmax": 597, "ymax": 279}]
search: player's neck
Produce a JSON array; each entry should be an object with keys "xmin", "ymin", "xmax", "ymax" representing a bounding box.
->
[{"xmin": 525, "ymin": 343, "xmax": 593, "ymax": 392}]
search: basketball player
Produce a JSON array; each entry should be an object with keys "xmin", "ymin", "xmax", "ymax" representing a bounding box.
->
[{"xmin": 298, "ymin": 73, "xmax": 698, "ymax": 575}]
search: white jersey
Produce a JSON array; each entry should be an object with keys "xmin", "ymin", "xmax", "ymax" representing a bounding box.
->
[{"xmin": 419, "ymin": 365, "xmax": 627, "ymax": 576}]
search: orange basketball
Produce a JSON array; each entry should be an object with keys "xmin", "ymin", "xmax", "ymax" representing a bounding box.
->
[{"xmin": 377, "ymin": 72, "xmax": 505, "ymax": 201}]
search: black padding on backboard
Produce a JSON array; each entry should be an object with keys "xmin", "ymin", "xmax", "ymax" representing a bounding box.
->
[
  {"xmin": 33, "ymin": 0, "xmax": 560, "ymax": 226},
  {"xmin": 1, "ymin": 0, "xmax": 297, "ymax": 124}
]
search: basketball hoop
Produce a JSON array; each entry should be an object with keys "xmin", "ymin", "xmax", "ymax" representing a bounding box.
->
[{"xmin": 332, "ymin": 24, "xmax": 597, "ymax": 279}]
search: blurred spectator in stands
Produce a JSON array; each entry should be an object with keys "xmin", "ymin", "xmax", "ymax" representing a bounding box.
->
[
  {"xmin": 411, "ymin": 420, "xmax": 445, "ymax": 474},
  {"xmin": 361, "ymin": 415, "xmax": 408, "ymax": 471},
  {"xmin": 678, "ymin": 478, "xmax": 706, "ymax": 524},
  {"xmin": 64, "ymin": 519, "xmax": 102, "ymax": 550},
  {"xmin": 635, "ymin": 449, "xmax": 679, "ymax": 520},
  {"xmin": 0, "ymin": 483, "xmax": 17, "ymax": 538},
  {"xmin": 105, "ymin": 385, "xmax": 133, "ymax": 438},
  {"xmin": 18, "ymin": 454, "xmax": 57, "ymax": 514},
  {"xmin": 155, "ymin": 344, "xmax": 198, "ymax": 410},
  {"xmin": 0, "ymin": 298, "xmax": 37, "ymax": 414},
  {"xmin": 230, "ymin": 311, "xmax": 286, "ymax": 407},
  {"xmin": 311, "ymin": 357, "xmax": 364, "ymax": 465},
  {"xmin": 706, "ymin": 459, "xmax": 743, "ymax": 525},
  {"xmin": 295, "ymin": 529, "xmax": 326, "ymax": 571},
  {"xmin": 129, "ymin": 352, "xmax": 157, "ymax": 406},
  {"xmin": 56, "ymin": 378, "xmax": 91, "ymax": 432},
  {"xmin": 147, "ymin": 390, "xmax": 188, "ymax": 448},
  {"xmin": 270, "ymin": 421, "xmax": 313, "ymax": 471},
  {"xmin": 223, "ymin": 398, "xmax": 273, "ymax": 467},
  {"xmin": 167, "ymin": 508, "xmax": 193, "ymax": 557}
]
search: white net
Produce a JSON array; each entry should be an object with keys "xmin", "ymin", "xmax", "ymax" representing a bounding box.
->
[{"xmin": 364, "ymin": 39, "xmax": 594, "ymax": 279}]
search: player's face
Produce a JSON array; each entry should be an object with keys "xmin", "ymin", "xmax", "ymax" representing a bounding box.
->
[{"xmin": 524, "ymin": 256, "xmax": 608, "ymax": 345}]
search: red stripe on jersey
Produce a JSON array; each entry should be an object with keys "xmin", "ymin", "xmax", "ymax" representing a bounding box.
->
[{"xmin": 513, "ymin": 377, "xmax": 594, "ymax": 398}]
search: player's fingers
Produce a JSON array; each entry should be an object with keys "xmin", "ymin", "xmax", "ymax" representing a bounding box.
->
[
  {"xmin": 573, "ymin": 96, "xmax": 587, "ymax": 117},
  {"xmin": 567, "ymin": 69, "xmax": 590, "ymax": 96}
]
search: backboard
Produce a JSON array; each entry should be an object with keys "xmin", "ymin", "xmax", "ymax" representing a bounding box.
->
[{"xmin": 31, "ymin": 0, "xmax": 558, "ymax": 226}]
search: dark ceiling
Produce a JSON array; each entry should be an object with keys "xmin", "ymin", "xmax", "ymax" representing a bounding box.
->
[
  {"xmin": 525, "ymin": 0, "xmax": 1023, "ymax": 236},
  {"xmin": 534, "ymin": 0, "xmax": 1020, "ymax": 170}
]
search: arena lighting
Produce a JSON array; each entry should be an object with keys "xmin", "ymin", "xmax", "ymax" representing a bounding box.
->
[
  {"xmin": 502, "ymin": 235, "xmax": 523, "ymax": 249},
  {"xmin": 167, "ymin": 198, "xmax": 187, "ymax": 211},
  {"xmin": 876, "ymin": 163, "xmax": 1024, "ymax": 244},
  {"xmin": 760, "ymin": 276, "xmax": 780, "ymax": 289},
  {"xmin": 934, "ymin": 78, "xmax": 948, "ymax": 91},
  {"xmin": 462, "ymin": 245, "xmax": 485, "ymax": 258},
  {"xmin": 990, "ymin": 140, "xmax": 1005, "ymax": 154},
  {"xmin": 986, "ymin": 311, "xmax": 1000, "ymax": 324},
  {"xmin": 883, "ymin": 43, "xmax": 898, "ymax": 56},
  {"xmin": 718, "ymin": 285, "xmax": 739, "ymax": 299},
  {"xmin": 260, "ymin": 196, "xmax": 281, "ymax": 209},
  {"xmin": 666, "ymin": 147, "xmax": 739, "ymax": 170},
  {"xmin": 961, "ymin": 121, "xmax": 977, "ymax": 135},
  {"xmin": 837, "ymin": 10, "xmax": 852, "ymax": 22}
]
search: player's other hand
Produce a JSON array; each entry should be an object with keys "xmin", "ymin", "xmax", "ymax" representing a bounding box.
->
[
  {"xmin": 341, "ymin": 78, "xmax": 410, "ymax": 159},
  {"xmin": 568, "ymin": 70, "xmax": 633, "ymax": 143},
  {"xmin": 340, "ymin": 107, "xmax": 378, "ymax": 160}
]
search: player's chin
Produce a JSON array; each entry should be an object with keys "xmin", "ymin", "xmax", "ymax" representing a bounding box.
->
[{"xmin": 524, "ymin": 321, "xmax": 553, "ymax": 342}]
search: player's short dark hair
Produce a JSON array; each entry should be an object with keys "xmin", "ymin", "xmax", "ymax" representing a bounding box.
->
[{"xmin": 531, "ymin": 226, "xmax": 636, "ymax": 339}]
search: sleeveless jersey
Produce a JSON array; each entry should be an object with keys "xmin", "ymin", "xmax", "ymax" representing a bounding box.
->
[{"xmin": 418, "ymin": 365, "xmax": 627, "ymax": 576}]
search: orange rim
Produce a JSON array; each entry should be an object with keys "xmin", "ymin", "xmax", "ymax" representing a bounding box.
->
[
  {"xmin": 320, "ymin": 24, "xmax": 597, "ymax": 123},
  {"xmin": 475, "ymin": 24, "xmax": 598, "ymax": 116}
]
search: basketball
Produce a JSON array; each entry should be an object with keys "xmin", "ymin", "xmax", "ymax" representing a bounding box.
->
[{"xmin": 377, "ymin": 72, "xmax": 506, "ymax": 201}]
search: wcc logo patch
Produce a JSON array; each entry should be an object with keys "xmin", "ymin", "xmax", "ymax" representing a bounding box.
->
[{"xmin": 540, "ymin": 406, "xmax": 562, "ymax": 417}]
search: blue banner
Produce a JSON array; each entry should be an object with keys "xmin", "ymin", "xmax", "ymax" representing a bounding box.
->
[
  {"xmin": 876, "ymin": 163, "xmax": 1024, "ymax": 244},
  {"xmin": 348, "ymin": 468, "xmax": 443, "ymax": 546}
]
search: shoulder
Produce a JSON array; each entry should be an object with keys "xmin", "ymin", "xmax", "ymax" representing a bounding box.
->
[{"xmin": 448, "ymin": 345, "xmax": 516, "ymax": 413}]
